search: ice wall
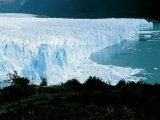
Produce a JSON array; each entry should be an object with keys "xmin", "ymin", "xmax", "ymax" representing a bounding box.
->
[{"xmin": 0, "ymin": 14, "xmax": 153, "ymax": 85}]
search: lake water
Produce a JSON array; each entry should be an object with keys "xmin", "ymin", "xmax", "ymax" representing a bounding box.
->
[{"xmin": 90, "ymin": 23, "xmax": 160, "ymax": 84}]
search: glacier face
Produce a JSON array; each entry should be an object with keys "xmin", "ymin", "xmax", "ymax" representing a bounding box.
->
[{"xmin": 0, "ymin": 14, "xmax": 153, "ymax": 85}]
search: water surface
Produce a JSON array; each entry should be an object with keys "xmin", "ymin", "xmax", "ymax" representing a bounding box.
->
[{"xmin": 90, "ymin": 23, "xmax": 160, "ymax": 84}]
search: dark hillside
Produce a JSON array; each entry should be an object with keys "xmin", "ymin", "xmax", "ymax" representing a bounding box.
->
[
  {"xmin": 1, "ymin": 76, "xmax": 160, "ymax": 119},
  {"xmin": 0, "ymin": 0, "xmax": 160, "ymax": 20}
]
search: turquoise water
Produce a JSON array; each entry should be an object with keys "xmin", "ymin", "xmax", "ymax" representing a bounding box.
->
[{"xmin": 90, "ymin": 23, "xmax": 160, "ymax": 84}]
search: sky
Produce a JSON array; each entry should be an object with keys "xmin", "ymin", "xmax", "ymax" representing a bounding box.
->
[{"xmin": 0, "ymin": 0, "xmax": 159, "ymax": 19}]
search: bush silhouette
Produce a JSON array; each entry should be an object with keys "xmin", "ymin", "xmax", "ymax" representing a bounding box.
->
[
  {"xmin": 0, "ymin": 71, "xmax": 36, "ymax": 102},
  {"xmin": 63, "ymin": 79, "xmax": 82, "ymax": 91},
  {"xmin": 116, "ymin": 80, "xmax": 127, "ymax": 88},
  {"xmin": 6, "ymin": 71, "xmax": 29, "ymax": 87},
  {"xmin": 83, "ymin": 76, "xmax": 107, "ymax": 91},
  {"xmin": 40, "ymin": 78, "xmax": 48, "ymax": 86}
]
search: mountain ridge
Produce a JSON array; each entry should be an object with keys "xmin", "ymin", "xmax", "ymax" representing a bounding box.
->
[{"xmin": 0, "ymin": 0, "xmax": 159, "ymax": 19}]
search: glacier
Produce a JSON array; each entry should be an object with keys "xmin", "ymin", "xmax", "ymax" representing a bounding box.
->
[{"xmin": 0, "ymin": 14, "xmax": 153, "ymax": 85}]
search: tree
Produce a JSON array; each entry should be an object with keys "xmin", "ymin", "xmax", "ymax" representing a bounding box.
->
[
  {"xmin": 63, "ymin": 79, "xmax": 82, "ymax": 91},
  {"xmin": 116, "ymin": 80, "xmax": 127, "ymax": 88},
  {"xmin": 84, "ymin": 76, "xmax": 107, "ymax": 91},
  {"xmin": 40, "ymin": 78, "xmax": 47, "ymax": 86},
  {"xmin": 6, "ymin": 71, "xmax": 30, "ymax": 87}
]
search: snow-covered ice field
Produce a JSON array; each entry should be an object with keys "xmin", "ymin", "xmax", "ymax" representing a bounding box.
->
[{"xmin": 0, "ymin": 14, "xmax": 153, "ymax": 85}]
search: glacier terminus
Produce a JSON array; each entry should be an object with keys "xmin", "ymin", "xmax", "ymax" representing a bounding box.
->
[{"xmin": 0, "ymin": 14, "xmax": 153, "ymax": 85}]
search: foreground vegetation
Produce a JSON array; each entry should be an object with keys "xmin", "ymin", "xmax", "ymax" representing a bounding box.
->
[{"xmin": 0, "ymin": 73, "xmax": 160, "ymax": 120}]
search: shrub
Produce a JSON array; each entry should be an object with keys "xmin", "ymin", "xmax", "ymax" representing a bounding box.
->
[
  {"xmin": 0, "ymin": 71, "xmax": 36, "ymax": 102},
  {"xmin": 63, "ymin": 79, "xmax": 82, "ymax": 91},
  {"xmin": 116, "ymin": 80, "xmax": 127, "ymax": 88},
  {"xmin": 40, "ymin": 78, "xmax": 48, "ymax": 86},
  {"xmin": 83, "ymin": 76, "xmax": 107, "ymax": 91},
  {"xmin": 6, "ymin": 71, "xmax": 30, "ymax": 87}
]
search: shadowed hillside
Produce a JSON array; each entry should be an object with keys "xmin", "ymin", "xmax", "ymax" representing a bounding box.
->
[
  {"xmin": 1, "ymin": 74, "xmax": 160, "ymax": 119},
  {"xmin": 0, "ymin": 0, "xmax": 160, "ymax": 20}
]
